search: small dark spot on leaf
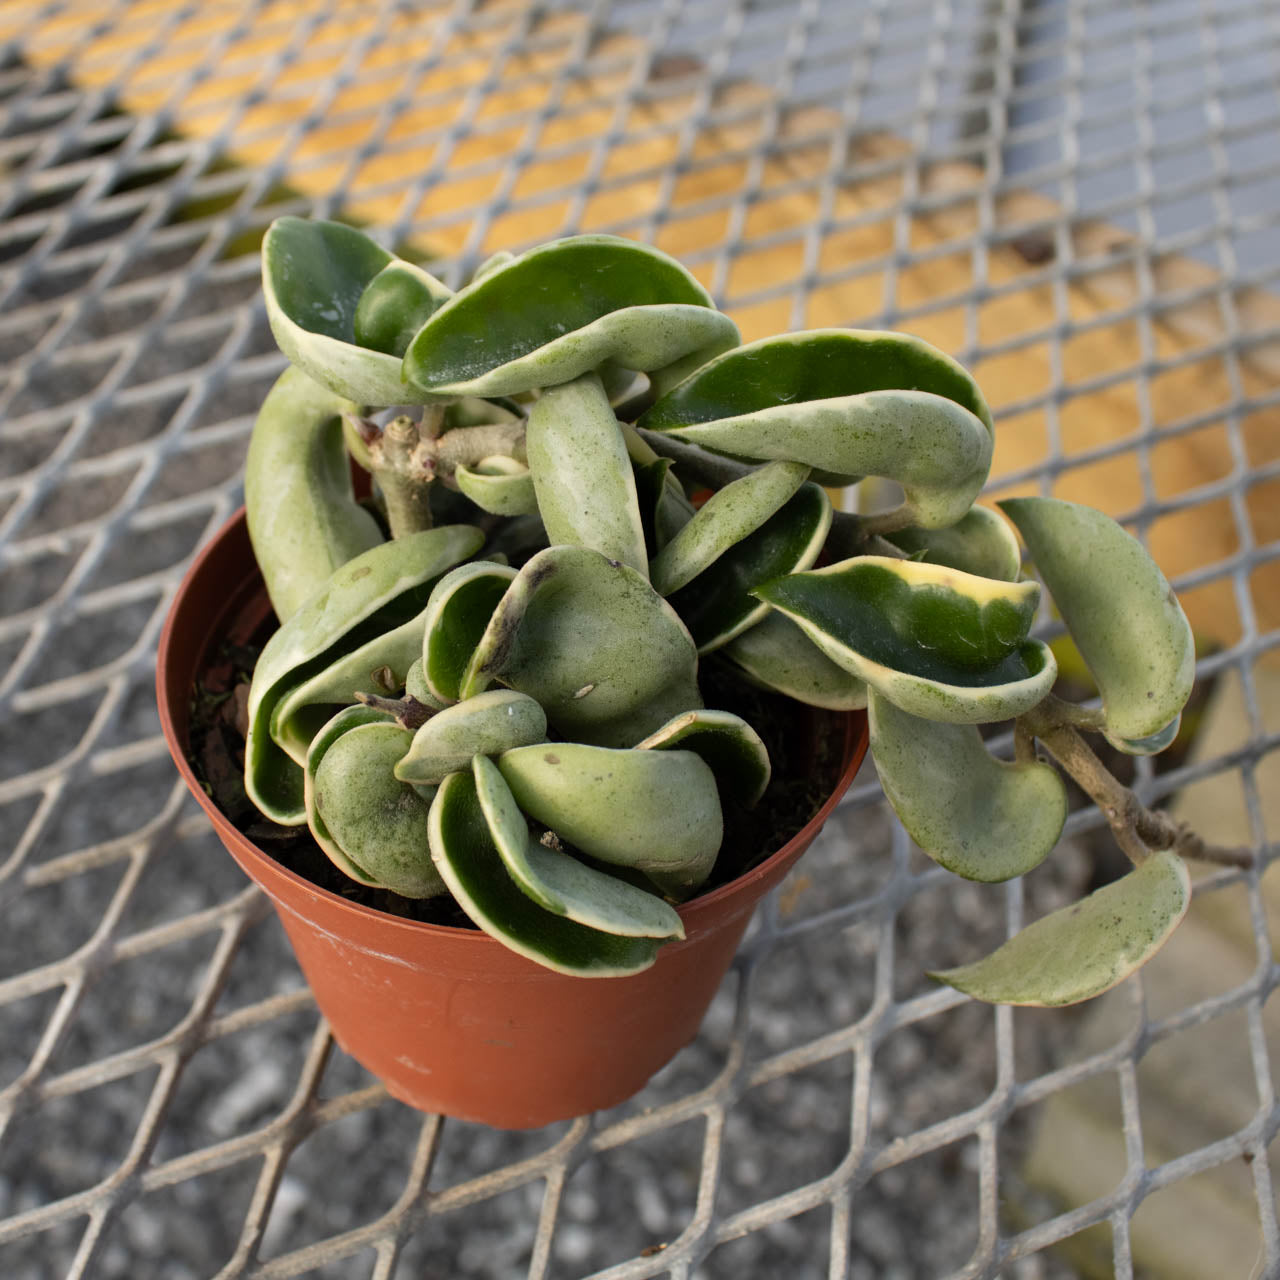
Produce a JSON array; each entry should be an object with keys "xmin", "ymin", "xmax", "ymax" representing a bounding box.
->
[
  {"xmin": 543, "ymin": 752, "xmax": 560, "ymax": 764},
  {"xmin": 350, "ymin": 566, "xmax": 371, "ymax": 580}
]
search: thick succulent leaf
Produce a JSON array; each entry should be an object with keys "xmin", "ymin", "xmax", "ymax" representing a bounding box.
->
[
  {"xmin": 454, "ymin": 456, "xmax": 539, "ymax": 516},
  {"xmin": 244, "ymin": 366, "xmax": 383, "ymax": 623},
  {"xmin": 309, "ymin": 717, "xmax": 446, "ymax": 898},
  {"xmin": 639, "ymin": 330, "xmax": 993, "ymax": 525},
  {"xmin": 467, "ymin": 546, "xmax": 702, "ymax": 747},
  {"xmin": 402, "ymin": 234, "xmax": 740, "ymax": 397},
  {"xmin": 723, "ymin": 612, "xmax": 868, "ymax": 710},
  {"xmin": 419, "ymin": 561, "xmax": 518, "ymax": 704},
  {"xmin": 403, "ymin": 658, "xmax": 447, "ymax": 711},
  {"xmin": 634, "ymin": 709, "xmax": 771, "ymax": 809},
  {"xmin": 244, "ymin": 526, "xmax": 484, "ymax": 824},
  {"xmin": 1110, "ymin": 714, "xmax": 1182, "ymax": 757},
  {"xmin": 756, "ymin": 556, "xmax": 1057, "ymax": 723},
  {"xmin": 525, "ymin": 373, "xmax": 648, "ymax": 575},
  {"xmin": 650, "ymin": 460, "xmax": 811, "ymax": 596},
  {"xmin": 667, "ymin": 482, "xmax": 832, "ymax": 653},
  {"xmin": 472, "ymin": 756, "xmax": 684, "ymax": 938},
  {"xmin": 352, "ymin": 260, "xmax": 449, "ymax": 357},
  {"xmin": 624, "ymin": 425, "xmax": 696, "ymax": 554},
  {"xmin": 496, "ymin": 743, "xmax": 723, "ymax": 898},
  {"xmin": 428, "ymin": 769, "xmax": 662, "ymax": 976},
  {"xmin": 262, "ymin": 217, "xmax": 451, "ymax": 405},
  {"xmin": 885, "ymin": 505, "xmax": 1022, "ymax": 582},
  {"xmin": 931, "ymin": 849, "xmax": 1191, "ymax": 1005},
  {"xmin": 394, "ymin": 690, "xmax": 548, "ymax": 785},
  {"xmin": 999, "ymin": 497, "xmax": 1195, "ymax": 749},
  {"xmin": 303, "ymin": 705, "xmax": 395, "ymax": 887},
  {"xmin": 868, "ymin": 689, "xmax": 1067, "ymax": 881}
]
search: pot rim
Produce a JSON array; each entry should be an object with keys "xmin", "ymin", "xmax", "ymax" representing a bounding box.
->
[{"xmin": 157, "ymin": 508, "xmax": 868, "ymax": 944}]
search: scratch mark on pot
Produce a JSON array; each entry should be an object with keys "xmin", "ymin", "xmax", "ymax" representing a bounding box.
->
[{"xmin": 394, "ymin": 1055, "xmax": 434, "ymax": 1076}]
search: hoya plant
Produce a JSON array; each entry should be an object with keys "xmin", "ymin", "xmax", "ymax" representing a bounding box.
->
[{"xmin": 238, "ymin": 216, "xmax": 1245, "ymax": 1000}]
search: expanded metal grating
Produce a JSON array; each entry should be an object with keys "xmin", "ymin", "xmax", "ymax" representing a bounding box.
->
[{"xmin": 1, "ymin": 0, "xmax": 1278, "ymax": 1276}]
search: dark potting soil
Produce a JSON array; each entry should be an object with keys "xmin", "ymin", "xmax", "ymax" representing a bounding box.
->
[{"xmin": 189, "ymin": 609, "xmax": 846, "ymax": 927}]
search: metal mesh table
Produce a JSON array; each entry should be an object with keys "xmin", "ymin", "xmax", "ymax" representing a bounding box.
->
[{"xmin": 1, "ymin": 1, "xmax": 1277, "ymax": 1276}]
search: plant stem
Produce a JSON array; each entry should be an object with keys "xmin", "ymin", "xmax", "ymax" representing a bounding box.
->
[
  {"xmin": 375, "ymin": 415, "xmax": 435, "ymax": 538},
  {"xmin": 431, "ymin": 419, "xmax": 527, "ymax": 478},
  {"xmin": 1019, "ymin": 702, "xmax": 1254, "ymax": 870}
]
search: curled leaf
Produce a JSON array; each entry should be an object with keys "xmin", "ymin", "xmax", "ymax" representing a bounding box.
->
[
  {"xmin": 394, "ymin": 690, "xmax": 548, "ymax": 785},
  {"xmin": 308, "ymin": 713, "xmax": 445, "ymax": 899},
  {"xmin": 467, "ymin": 546, "xmax": 702, "ymax": 747},
  {"xmin": 999, "ymin": 496, "xmax": 1195, "ymax": 751},
  {"xmin": 525, "ymin": 372, "xmax": 648, "ymax": 575},
  {"xmin": 885, "ymin": 505, "xmax": 1022, "ymax": 582},
  {"xmin": 497, "ymin": 743, "xmax": 723, "ymax": 898},
  {"xmin": 472, "ymin": 756, "xmax": 684, "ymax": 938},
  {"xmin": 454, "ymin": 456, "xmax": 539, "ymax": 516},
  {"xmin": 419, "ymin": 561, "xmax": 518, "ymax": 704},
  {"xmin": 666, "ymin": 482, "xmax": 832, "ymax": 653},
  {"xmin": 756, "ymin": 556, "xmax": 1056, "ymax": 723},
  {"xmin": 931, "ymin": 849, "xmax": 1191, "ymax": 1005},
  {"xmin": 868, "ymin": 689, "xmax": 1066, "ymax": 881},
  {"xmin": 353, "ymin": 260, "xmax": 448, "ymax": 356},
  {"xmin": 244, "ymin": 526, "xmax": 484, "ymax": 824},
  {"xmin": 244, "ymin": 366, "xmax": 383, "ymax": 623},
  {"xmin": 650, "ymin": 460, "xmax": 811, "ymax": 596},
  {"xmin": 633, "ymin": 456, "xmax": 695, "ymax": 557},
  {"xmin": 262, "ymin": 217, "xmax": 451, "ymax": 405},
  {"xmin": 402, "ymin": 235, "xmax": 739, "ymax": 397},
  {"xmin": 724, "ymin": 612, "xmax": 868, "ymax": 710},
  {"xmin": 303, "ymin": 704, "xmax": 396, "ymax": 887},
  {"xmin": 635, "ymin": 709, "xmax": 771, "ymax": 809},
  {"xmin": 428, "ymin": 768, "xmax": 662, "ymax": 976},
  {"xmin": 639, "ymin": 330, "xmax": 992, "ymax": 524}
]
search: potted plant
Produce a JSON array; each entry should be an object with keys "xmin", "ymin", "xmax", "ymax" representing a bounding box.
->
[{"xmin": 158, "ymin": 218, "xmax": 1246, "ymax": 1129}]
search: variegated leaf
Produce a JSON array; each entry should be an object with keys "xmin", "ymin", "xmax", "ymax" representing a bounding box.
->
[
  {"xmin": 244, "ymin": 366, "xmax": 383, "ymax": 623},
  {"xmin": 635, "ymin": 709, "xmax": 771, "ymax": 808},
  {"xmin": 723, "ymin": 612, "xmax": 868, "ymax": 710},
  {"xmin": 466, "ymin": 546, "xmax": 702, "ymax": 747},
  {"xmin": 262, "ymin": 217, "xmax": 451, "ymax": 405},
  {"xmin": 666, "ymin": 482, "xmax": 832, "ymax": 653},
  {"xmin": 303, "ymin": 704, "xmax": 396, "ymax": 887},
  {"xmin": 868, "ymin": 688, "xmax": 1067, "ymax": 881},
  {"xmin": 308, "ymin": 713, "xmax": 446, "ymax": 899},
  {"xmin": 244, "ymin": 526, "xmax": 484, "ymax": 824},
  {"xmin": 999, "ymin": 496, "xmax": 1195, "ymax": 751},
  {"xmin": 496, "ymin": 742, "xmax": 722, "ymax": 898},
  {"xmin": 353, "ymin": 260, "xmax": 449, "ymax": 356},
  {"xmin": 454, "ymin": 455, "xmax": 539, "ymax": 516},
  {"xmin": 525, "ymin": 372, "xmax": 648, "ymax": 575},
  {"xmin": 639, "ymin": 330, "xmax": 993, "ymax": 525},
  {"xmin": 885, "ymin": 505, "xmax": 1022, "ymax": 582},
  {"xmin": 650, "ymin": 460, "xmax": 811, "ymax": 596},
  {"xmin": 394, "ymin": 690, "xmax": 548, "ymax": 785},
  {"xmin": 419, "ymin": 561, "xmax": 518, "ymax": 704},
  {"xmin": 755, "ymin": 556, "xmax": 1056, "ymax": 723},
  {"xmin": 931, "ymin": 849, "xmax": 1191, "ymax": 1005},
  {"xmin": 402, "ymin": 235, "xmax": 740, "ymax": 398},
  {"xmin": 472, "ymin": 756, "xmax": 684, "ymax": 938},
  {"xmin": 428, "ymin": 768, "xmax": 662, "ymax": 976}
]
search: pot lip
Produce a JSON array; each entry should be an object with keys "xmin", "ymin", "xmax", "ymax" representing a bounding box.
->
[{"xmin": 157, "ymin": 508, "xmax": 869, "ymax": 943}]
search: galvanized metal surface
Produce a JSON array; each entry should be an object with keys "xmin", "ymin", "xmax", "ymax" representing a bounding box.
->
[{"xmin": 0, "ymin": 0, "xmax": 1277, "ymax": 1276}]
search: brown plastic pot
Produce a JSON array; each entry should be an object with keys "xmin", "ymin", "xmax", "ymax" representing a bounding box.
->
[{"xmin": 157, "ymin": 510, "xmax": 868, "ymax": 1129}]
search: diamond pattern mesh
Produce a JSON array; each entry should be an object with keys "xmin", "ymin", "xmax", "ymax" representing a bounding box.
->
[{"xmin": 1, "ymin": 1, "xmax": 1277, "ymax": 1276}]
